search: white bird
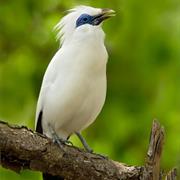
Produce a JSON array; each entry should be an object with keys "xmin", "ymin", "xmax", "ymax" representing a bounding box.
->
[{"xmin": 35, "ymin": 5, "xmax": 115, "ymax": 153}]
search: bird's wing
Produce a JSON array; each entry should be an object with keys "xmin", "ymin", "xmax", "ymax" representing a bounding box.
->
[
  {"xmin": 35, "ymin": 51, "xmax": 60, "ymax": 132},
  {"xmin": 35, "ymin": 82, "xmax": 51, "ymax": 131}
]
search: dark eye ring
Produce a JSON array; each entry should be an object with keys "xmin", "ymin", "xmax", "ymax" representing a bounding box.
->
[{"xmin": 83, "ymin": 17, "xmax": 88, "ymax": 21}]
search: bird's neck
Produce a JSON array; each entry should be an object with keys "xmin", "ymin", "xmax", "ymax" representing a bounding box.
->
[
  {"xmin": 61, "ymin": 27, "xmax": 105, "ymax": 47},
  {"xmin": 58, "ymin": 28, "xmax": 108, "ymax": 74}
]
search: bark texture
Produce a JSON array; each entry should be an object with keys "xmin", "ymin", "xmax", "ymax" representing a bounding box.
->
[{"xmin": 0, "ymin": 120, "xmax": 177, "ymax": 180}]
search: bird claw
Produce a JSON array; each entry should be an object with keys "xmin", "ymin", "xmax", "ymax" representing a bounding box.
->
[
  {"xmin": 64, "ymin": 140, "xmax": 73, "ymax": 146},
  {"xmin": 52, "ymin": 138, "xmax": 64, "ymax": 152},
  {"xmin": 49, "ymin": 124, "xmax": 73, "ymax": 147},
  {"xmin": 92, "ymin": 152, "xmax": 108, "ymax": 159},
  {"xmin": 53, "ymin": 138, "xmax": 73, "ymax": 146}
]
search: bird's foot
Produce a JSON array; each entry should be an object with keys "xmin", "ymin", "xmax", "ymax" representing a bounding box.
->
[
  {"xmin": 48, "ymin": 124, "xmax": 73, "ymax": 151},
  {"xmin": 92, "ymin": 152, "xmax": 108, "ymax": 159},
  {"xmin": 53, "ymin": 137, "xmax": 73, "ymax": 146},
  {"xmin": 85, "ymin": 146, "xmax": 93, "ymax": 153},
  {"xmin": 58, "ymin": 138, "xmax": 73, "ymax": 146},
  {"xmin": 52, "ymin": 138, "xmax": 64, "ymax": 152}
]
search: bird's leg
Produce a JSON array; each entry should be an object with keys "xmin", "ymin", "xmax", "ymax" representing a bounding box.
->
[
  {"xmin": 75, "ymin": 132, "xmax": 108, "ymax": 159},
  {"xmin": 48, "ymin": 124, "xmax": 64, "ymax": 149},
  {"xmin": 48, "ymin": 124, "xmax": 73, "ymax": 148},
  {"xmin": 75, "ymin": 132, "xmax": 93, "ymax": 153}
]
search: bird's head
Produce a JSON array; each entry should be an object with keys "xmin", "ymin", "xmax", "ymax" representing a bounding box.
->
[{"xmin": 55, "ymin": 6, "xmax": 115, "ymax": 46}]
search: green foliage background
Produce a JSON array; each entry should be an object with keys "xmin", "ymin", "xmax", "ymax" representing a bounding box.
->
[{"xmin": 0, "ymin": 0, "xmax": 180, "ymax": 179}]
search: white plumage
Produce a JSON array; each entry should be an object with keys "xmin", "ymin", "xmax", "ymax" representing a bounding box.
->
[{"xmin": 35, "ymin": 5, "xmax": 114, "ymax": 147}]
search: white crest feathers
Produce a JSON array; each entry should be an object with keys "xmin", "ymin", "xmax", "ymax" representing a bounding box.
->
[{"xmin": 53, "ymin": 6, "xmax": 101, "ymax": 46}]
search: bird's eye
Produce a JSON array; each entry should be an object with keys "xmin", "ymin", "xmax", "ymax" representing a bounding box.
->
[
  {"xmin": 83, "ymin": 17, "xmax": 88, "ymax": 21},
  {"xmin": 76, "ymin": 14, "xmax": 92, "ymax": 27}
]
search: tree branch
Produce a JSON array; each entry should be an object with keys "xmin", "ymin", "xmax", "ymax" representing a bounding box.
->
[
  {"xmin": 165, "ymin": 168, "xmax": 177, "ymax": 180},
  {"xmin": 142, "ymin": 120, "xmax": 165, "ymax": 180},
  {"xmin": 0, "ymin": 120, "xmax": 177, "ymax": 179}
]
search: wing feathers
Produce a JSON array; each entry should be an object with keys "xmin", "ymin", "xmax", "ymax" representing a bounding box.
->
[{"xmin": 36, "ymin": 110, "xmax": 43, "ymax": 133}]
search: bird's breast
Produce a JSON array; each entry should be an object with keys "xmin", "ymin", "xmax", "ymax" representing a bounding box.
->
[{"xmin": 69, "ymin": 38, "xmax": 108, "ymax": 74}]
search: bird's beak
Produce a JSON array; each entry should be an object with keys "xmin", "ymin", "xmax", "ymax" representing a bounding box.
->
[
  {"xmin": 92, "ymin": 9, "xmax": 115, "ymax": 25},
  {"xmin": 101, "ymin": 9, "xmax": 116, "ymax": 20}
]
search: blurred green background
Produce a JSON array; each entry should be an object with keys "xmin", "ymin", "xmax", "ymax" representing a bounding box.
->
[{"xmin": 0, "ymin": 0, "xmax": 180, "ymax": 179}]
